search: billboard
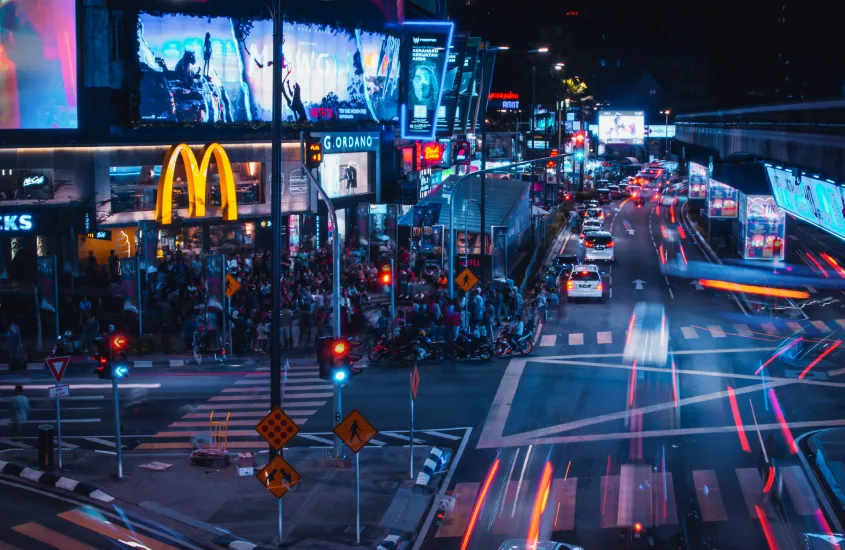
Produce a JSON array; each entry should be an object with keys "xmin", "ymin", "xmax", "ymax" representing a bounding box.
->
[
  {"xmin": 435, "ymin": 33, "xmax": 467, "ymax": 136},
  {"xmin": 598, "ymin": 111, "xmax": 645, "ymax": 144},
  {"xmin": 738, "ymin": 194, "xmax": 786, "ymax": 260},
  {"xmin": 402, "ymin": 21, "xmax": 454, "ymax": 139},
  {"xmin": 768, "ymin": 166, "xmax": 845, "ymax": 241},
  {"xmin": 454, "ymin": 37, "xmax": 480, "ymax": 133},
  {"xmin": 707, "ymin": 178, "xmax": 738, "ymax": 218},
  {"xmin": 689, "ymin": 162, "xmax": 707, "ymax": 199},
  {"xmin": 0, "ymin": 0, "xmax": 78, "ymax": 129},
  {"xmin": 137, "ymin": 14, "xmax": 401, "ymax": 125}
]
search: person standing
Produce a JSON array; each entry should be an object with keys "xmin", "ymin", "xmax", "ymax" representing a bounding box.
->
[
  {"xmin": 6, "ymin": 321, "xmax": 21, "ymax": 365},
  {"xmin": 10, "ymin": 384, "xmax": 29, "ymax": 441},
  {"xmin": 202, "ymin": 32, "xmax": 213, "ymax": 77}
]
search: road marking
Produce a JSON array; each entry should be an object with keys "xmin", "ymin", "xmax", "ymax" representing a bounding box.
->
[
  {"xmin": 707, "ymin": 325, "xmax": 726, "ymax": 338},
  {"xmin": 381, "ymin": 431, "xmax": 424, "ymax": 443},
  {"xmin": 811, "ymin": 320, "xmax": 832, "ymax": 332},
  {"xmin": 0, "ymin": 384, "xmax": 160, "ymax": 390},
  {"xmin": 209, "ymin": 393, "xmax": 332, "ymax": 401},
  {"xmin": 736, "ymin": 468, "xmax": 763, "ymax": 518},
  {"xmin": 550, "ymin": 478, "xmax": 577, "ymax": 531},
  {"xmin": 478, "ymin": 358, "xmax": 528, "ymax": 449},
  {"xmin": 600, "ymin": 475, "xmax": 620, "ymax": 528},
  {"xmin": 568, "ymin": 333, "xmax": 584, "ymax": 346},
  {"xmin": 597, "ymin": 331, "xmax": 612, "ymax": 344},
  {"xmin": 296, "ymin": 434, "xmax": 334, "ymax": 445},
  {"xmin": 222, "ymin": 385, "xmax": 329, "ymax": 393},
  {"xmin": 168, "ymin": 416, "xmax": 311, "ymax": 428},
  {"xmin": 58, "ymin": 509, "xmax": 181, "ymax": 550},
  {"xmin": 234, "ymin": 378, "xmax": 324, "ymax": 385},
  {"xmin": 133, "ymin": 360, "xmax": 153, "ymax": 368},
  {"xmin": 436, "ymin": 482, "xmax": 479, "ymax": 537},
  {"xmin": 693, "ymin": 470, "xmax": 727, "ymax": 522},
  {"xmin": 194, "ymin": 401, "xmax": 324, "ymax": 409},
  {"xmin": 0, "ymin": 437, "xmax": 32, "ymax": 449},
  {"xmin": 734, "ymin": 324, "xmax": 753, "ymax": 337},
  {"xmin": 12, "ymin": 522, "xmax": 98, "ymax": 550},
  {"xmin": 761, "ymin": 323, "xmax": 779, "ymax": 335},
  {"xmin": 81, "ymin": 437, "xmax": 126, "ymax": 448},
  {"xmin": 668, "ymin": 288, "xmax": 674, "ymax": 299},
  {"xmin": 786, "ymin": 321, "xmax": 806, "ymax": 333},
  {"xmin": 182, "ymin": 411, "xmax": 316, "ymax": 419},
  {"xmin": 421, "ymin": 430, "xmax": 463, "ymax": 441},
  {"xmin": 540, "ymin": 335, "xmax": 557, "ymax": 347},
  {"xmin": 781, "ymin": 464, "xmax": 819, "ymax": 515},
  {"xmin": 680, "ymin": 327, "xmax": 698, "ymax": 339},
  {"xmin": 835, "ymin": 319, "xmax": 845, "ymax": 330},
  {"xmin": 829, "ymin": 367, "xmax": 845, "ymax": 377}
]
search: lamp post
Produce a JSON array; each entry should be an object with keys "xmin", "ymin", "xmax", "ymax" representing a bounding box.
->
[
  {"xmin": 479, "ymin": 45, "xmax": 506, "ymax": 283},
  {"xmin": 660, "ymin": 109, "xmax": 671, "ymax": 159}
]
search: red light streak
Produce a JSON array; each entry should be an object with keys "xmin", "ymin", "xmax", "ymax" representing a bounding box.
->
[
  {"xmin": 460, "ymin": 459, "xmax": 500, "ymax": 550},
  {"xmin": 755, "ymin": 505, "xmax": 780, "ymax": 550},
  {"xmin": 527, "ymin": 462, "xmax": 554, "ymax": 544},
  {"xmin": 679, "ymin": 243, "xmax": 688, "ymax": 265},
  {"xmin": 755, "ymin": 338, "xmax": 803, "ymax": 374},
  {"xmin": 763, "ymin": 465, "xmax": 776, "ymax": 493},
  {"xmin": 656, "ymin": 205, "xmax": 660, "ymax": 215},
  {"xmin": 727, "ymin": 386, "xmax": 751, "ymax": 452},
  {"xmin": 815, "ymin": 508, "xmax": 834, "ymax": 537},
  {"xmin": 820, "ymin": 253, "xmax": 845, "ymax": 278},
  {"xmin": 601, "ymin": 456, "xmax": 611, "ymax": 514},
  {"xmin": 699, "ymin": 279, "xmax": 810, "ymax": 299},
  {"xmin": 660, "ymin": 225, "xmax": 668, "ymax": 239},
  {"xmin": 629, "ymin": 359, "xmax": 637, "ymax": 406},
  {"xmin": 806, "ymin": 251, "xmax": 829, "ymax": 278},
  {"xmin": 768, "ymin": 388, "xmax": 798, "ymax": 454},
  {"xmin": 671, "ymin": 360, "xmax": 678, "ymax": 406},
  {"xmin": 676, "ymin": 224, "xmax": 686, "ymax": 240},
  {"xmin": 659, "ymin": 244, "xmax": 666, "ymax": 264},
  {"xmin": 799, "ymin": 340, "xmax": 841, "ymax": 379},
  {"xmin": 670, "ymin": 207, "xmax": 676, "ymax": 223},
  {"xmin": 625, "ymin": 314, "xmax": 636, "ymax": 346}
]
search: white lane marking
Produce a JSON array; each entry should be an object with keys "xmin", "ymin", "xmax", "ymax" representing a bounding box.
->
[
  {"xmin": 382, "ymin": 431, "xmax": 425, "ymax": 443},
  {"xmin": 680, "ymin": 327, "xmax": 698, "ymax": 339},
  {"xmin": 668, "ymin": 288, "xmax": 674, "ymax": 299},
  {"xmin": 0, "ymin": 384, "xmax": 161, "ymax": 390},
  {"xmin": 734, "ymin": 324, "xmax": 753, "ymax": 337},
  {"xmin": 835, "ymin": 319, "xmax": 845, "ymax": 330},
  {"xmin": 82, "ymin": 437, "xmax": 126, "ymax": 448},
  {"xmin": 421, "ymin": 430, "xmax": 462, "ymax": 441},
  {"xmin": 707, "ymin": 325, "xmax": 726, "ymax": 338},
  {"xmin": 296, "ymin": 434, "xmax": 335, "ymax": 445},
  {"xmin": 540, "ymin": 335, "xmax": 557, "ymax": 347},
  {"xmin": 133, "ymin": 360, "xmax": 153, "ymax": 368},
  {"xmin": 568, "ymin": 333, "xmax": 584, "ymax": 346},
  {"xmin": 597, "ymin": 332, "xmax": 612, "ymax": 344}
]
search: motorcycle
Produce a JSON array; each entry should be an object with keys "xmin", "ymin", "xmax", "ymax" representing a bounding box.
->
[
  {"xmin": 52, "ymin": 330, "xmax": 82, "ymax": 356},
  {"xmin": 446, "ymin": 329, "xmax": 493, "ymax": 361},
  {"xmin": 413, "ymin": 337, "xmax": 447, "ymax": 363},
  {"xmin": 368, "ymin": 335, "xmax": 416, "ymax": 364},
  {"xmin": 491, "ymin": 321, "xmax": 535, "ymax": 357}
]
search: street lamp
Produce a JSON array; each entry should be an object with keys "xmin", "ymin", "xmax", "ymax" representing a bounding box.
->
[{"xmin": 660, "ymin": 109, "xmax": 671, "ymax": 159}]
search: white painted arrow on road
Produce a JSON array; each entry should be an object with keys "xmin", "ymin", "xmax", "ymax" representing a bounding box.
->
[
  {"xmin": 623, "ymin": 220, "xmax": 635, "ymax": 235},
  {"xmin": 632, "ymin": 279, "xmax": 647, "ymax": 290},
  {"xmin": 691, "ymin": 280, "xmax": 704, "ymax": 291}
]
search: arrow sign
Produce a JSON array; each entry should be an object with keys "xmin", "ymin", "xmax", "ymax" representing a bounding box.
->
[
  {"xmin": 632, "ymin": 279, "xmax": 647, "ymax": 290},
  {"xmin": 623, "ymin": 220, "xmax": 635, "ymax": 235},
  {"xmin": 691, "ymin": 280, "xmax": 704, "ymax": 291},
  {"xmin": 45, "ymin": 356, "xmax": 70, "ymax": 384}
]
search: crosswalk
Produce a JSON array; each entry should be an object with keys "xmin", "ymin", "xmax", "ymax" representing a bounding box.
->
[
  {"xmin": 538, "ymin": 318, "xmax": 845, "ymax": 348},
  {"xmin": 436, "ymin": 462, "xmax": 821, "ymax": 538}
]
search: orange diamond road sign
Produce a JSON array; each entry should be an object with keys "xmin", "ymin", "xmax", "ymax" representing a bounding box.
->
[
  {"xmin": 456, "ymin": 268, "xmax": 479, "ymax": 292},
  {"xmin": 255, "ymin": 454, "xmax": 301, "ymax": 499},
  {"xmin": 411, "ymin": 366, "xmax": 420, "ymax": 401},
  {"xmin": 334, "ymin": 409, "xmax": 378, "ymax": 454},
  {"xmin": 255, "ymin": 407, "xmax": 300, "ymax": 449},
  {"xmin": 225, "ymin": 274, "xmax": 241, "ymax": 298}
]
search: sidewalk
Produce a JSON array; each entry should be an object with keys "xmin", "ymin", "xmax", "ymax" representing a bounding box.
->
[{"xmin": 0, "ymin": 444, "xmax": 444, "ymax": 548}]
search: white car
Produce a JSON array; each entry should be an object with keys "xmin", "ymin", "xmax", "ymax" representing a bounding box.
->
[
  {"xmin": 580, "ymin": 219, "xmax": 603, "ymax": 241},
  {"xmin": 498, "ymin": 540, "xmax": 583, "ymax": 550},
  {"xmin": 623, "ymin": 302, "xmax": 669, "ymax": 367},
  {"xmin": 584, "ymin": 231, "xmax": 615, "ymax": 262},
  {"xmin": 565, "ymin": 264, "xmax": 604, "ymax": 301}
]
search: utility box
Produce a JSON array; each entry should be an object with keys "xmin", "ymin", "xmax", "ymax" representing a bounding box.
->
[{"xmin": 236, "ymin": 452, "xmax": 255, "ymax": 476}]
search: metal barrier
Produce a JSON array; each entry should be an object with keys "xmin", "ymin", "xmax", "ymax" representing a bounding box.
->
[{"xmin": 209, "ymin": 411, "xmax": 231, "ymax": 452}]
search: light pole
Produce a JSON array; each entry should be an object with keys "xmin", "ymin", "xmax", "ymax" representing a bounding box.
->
[
  {"xmin": 479, "ymin": 44, "xmax": 506, "ymax": 283},
  {"xmin": 660, "ymin": 109, "xmax": 671, "ymax": 159}
]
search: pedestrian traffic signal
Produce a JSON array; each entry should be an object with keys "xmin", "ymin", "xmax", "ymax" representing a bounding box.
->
[{"xmin": 318, "ymin": 336, "xmax": 363, "ymax": 382}]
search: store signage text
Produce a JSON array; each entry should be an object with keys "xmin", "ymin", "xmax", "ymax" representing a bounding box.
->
[
  {"xmin": 22, "ymin": 175, "xmax": 48, "ymax": 187},
  {"xmin": 489, "ymin": 92, "xmax": 519, "ymax": 100},
  {"xmin": 155, "ymin": 143, "xmax": 238, "ymax": 225},
  {"xmin": 423, "ymin": 142, "xmax": 444, "ymax": 162},
  {"xmin": 87, "ymin": 230, "xmax": 112, "ymax": 240},
  {"xmin": 322, "ymin": 134, "xmax": 376, "ymax": 153},
  {"xmin": 0, "ymin": 214, "xmax": 33, "ymax": 231},
  {"xmin": 501, "ymin": 101, "xmax": 519, "ymax": 110}
]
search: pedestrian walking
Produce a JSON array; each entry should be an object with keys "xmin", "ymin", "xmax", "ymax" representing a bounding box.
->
[{"xmin": 10, "ymin": 384, "xmax": 29, "ymax": 441}]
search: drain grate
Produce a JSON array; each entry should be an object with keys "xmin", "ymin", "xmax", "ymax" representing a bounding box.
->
[{"xmin": 308, "ymin": 450, "xmax": 332, "ymax": 457}]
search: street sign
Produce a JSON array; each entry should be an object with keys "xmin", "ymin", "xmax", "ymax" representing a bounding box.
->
[
  {"xmin": 334, "ymin": 409, "xmax": 378, "ymax": 454},
  {"xmin": 225, "ymin": 274, "xmax": 241, "ymax": 298},
  {"xmin": 49, "ymin": 385, "xmax": 70, "ymax": 399},
  {"xmin": 456, "ymin": 268, "xmax": 479, "ymax": 292},
  {"xmin": 45, "ymin": 356, "xmax": 70, "ymax": 384},
  {"xmin": 255, "ymin": 454, "xmax": 301, "ymax": 499},
  {"xmin": 255, "ymin": 407, "xmax": 300, "ymax": 450},
  {"xmin": 411, "ymin": 366, "xmax": 420, "ymax": 401}
]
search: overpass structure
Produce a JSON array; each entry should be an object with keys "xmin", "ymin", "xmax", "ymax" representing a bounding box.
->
[{"xmin": 674, "ymin": 99, "xmax": 845, "ymax": 181}]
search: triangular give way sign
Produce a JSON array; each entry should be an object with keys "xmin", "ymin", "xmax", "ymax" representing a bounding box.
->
[{"xmin": 45, "ymin": 356, "xmax": 70, "ymax": 384}]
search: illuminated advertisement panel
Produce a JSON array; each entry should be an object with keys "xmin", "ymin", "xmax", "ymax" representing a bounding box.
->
[
  {"xmin": 738, "ymin": 194, "xmax": 786, "ymax": 260},
  {"xmin": 689, "ymin": 162, "xmax": 707, "ymax": 199},
  {"xmin": 137, "ymin": 14, "xmax": 400, "ymax": 124},
  {"xmin": 767, "ymin": 166, "xmax": 845, "ymax": 240},
  {"xmin": 435, "ymin": 33, "xmax": 467, "ymax": 136},
  {"xmin": 402, "ymin": 21, "xmax": 454, "ymax": 139},
  {"xmin": 454, "ymin": 37, "xmax": 480, "ymax": 133},
  {"xmin": 598, "ymin": 110, "xmax": 644, "ymax": 144},
  {"xmin": 707, "ymin": 178, "xmax": 737, "ymax": 218},
  {"xmin": 0, "ymin": 0, "xmax": 78, "ymax": 129}
]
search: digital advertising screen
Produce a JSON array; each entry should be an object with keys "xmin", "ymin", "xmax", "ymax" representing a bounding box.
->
[
  {"xmin": 598, "ymin": 110, "xmax": 644, "ymax": 144},
  {"xmin": 402, "ymin": 21, "xmax": 454, "ymax": 139},
  {"xmin": 320, "ymin": 152, "xmax": 370, "ymax": 199},
  {"xmin": 707, "ymin": 178, "xmax": 738, "ymax": 218},
  {"xmin": 689, "ymin": 162, "xmax": 707, "ymax": 199},
  {"xmin": 137, "ymin": 14, "xmax": 401, "ymax": 125},
  {"xmin": 435, "ymin": 32, "xmax": 467, "ymax": 137},
  {"xmin": 738, "ymin": 194, "xmax": 786, "ymax": 260},
  {"xmin": 454, "ymin": 37, "xmax": 480, "ymax": 134},
  {"xmin": 768, "ymin": 166, "xmax": 845, "ymax": 241},
  {"xmin": 0, "ymin": 0, "xmax": 78, "ymax": 129}
]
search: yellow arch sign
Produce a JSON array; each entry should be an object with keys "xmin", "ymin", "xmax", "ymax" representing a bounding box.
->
[{"xmin": 154, "ymin": 143, "xmax": 238, "ymax": 225}]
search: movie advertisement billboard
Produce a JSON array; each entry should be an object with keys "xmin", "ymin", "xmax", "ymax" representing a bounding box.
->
[
  {"xmin": 37, "ymin": 256, "xmax": 58, "ymax": 312},
  {"xmin": 0, "ymin": 0, "xmax": 78, "ymax": 129},
  {"xmin": 203, "ymin": 254, "xmax": 225, "ymax": 313},
  {"xmin": 118, "ymin": 257, "xmax": 140, "ymax": 314},
  {"xmin": 454, "ymin": 38, "xmax": 480, "ymax": 133},
  {"xmin": 491, "ymin": 225, "xmax": 508, "ymax": 280},
  {"xmin": 598, "ymin": 110, "xmax": 645, "ymax": 144},
  {"xmin": 137, "ymin": 13, "xmax": 401, "ymax": 125},
  {"xmin": 402, "ymin": 21, "xmax": 454, "ymax": 139},
  {"xmin": 738, "ymin": 194, "xmax": 786, "ymax": 260},
  {"xmin": 436, "ymin": 33, "xmax": 467, "ymax": 136},
  {"xmin": 768, "ymin": 166, "xmax": 845, "ymax": 241},
  {"xmin": 689, "ymin": 162, "xmax": 707, "ymax": 200},
  {"xmin": 707, "ymin": 178, "xmax": 738, "ymax": 218}
]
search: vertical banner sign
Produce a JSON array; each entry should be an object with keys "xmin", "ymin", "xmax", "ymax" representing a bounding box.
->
[
  {"xmin": 412, "ymin": 205, "xmax": 442, "ymax": 269},
  {"xmin": 688, "ymin": 162, "xmax": 708, "ymax": 200},
  {"xmin": 118, "ymin": 257, "xmax": 140, "ymax": 315},
  {"xmin": 471, "ymin": 47, "xmax": 497, "ymax": 133},
  {"xmin": 37, "ymin": 256, "xmax": 58, "ymax": 314},
  {"xmin": 436, "ymin": 33, "xmax": 468, "ymax": 137},
  {"xmin": 402, "ymin": 21, "xmax": 455, "ymax": 140},
  {"xmin": 465, "ymin": 48, "xmax": 484, "ymax": 133},
  {"xmin": 141, "ymin": 224, "xmax": 158, "ymax": 272},
  {"xmin": 356, "ymin": 204, "xmax": 370, "ymax": 264},
  {"xmin": 385, "ymin": 205, "xmax": 399, "ymax": 253},
  {"xmin": 455, "ymin": 38, "xmax": 481, "ymax": 133},
  {"xmin": 204, "ymin": 255, "xmax": 225, "ymax": 314},
  {"xmin": 491, "ymin": 225, "xmax": 508, "ymax": 280}
]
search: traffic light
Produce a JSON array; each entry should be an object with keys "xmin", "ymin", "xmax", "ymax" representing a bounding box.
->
[
  {"xmin": 306, "ymin": 136, "xmax": 323, "ymax": 169},
  {"xmin": 574, "ymin": 131, "xmax": 585, "ymax": 145},
  {"xmin": 318, "ymin": 336, "xmax": 363, "ymax": 382},
  {"xmin": 380, "ymin": 264, "xmax": 392, "ymax": 285}
]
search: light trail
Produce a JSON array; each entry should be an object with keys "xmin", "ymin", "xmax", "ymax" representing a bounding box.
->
[
  {"xmin": 805, "ymin": 251, "xmax": 829, "ymax": 278},
  {"xmin": 698, "ymin": 279, "xmax": 810, "ymax": 299},
  {"xmin": 820, "ymin": 253, "xmax": 845, "ymax": 278},
  {"xmin": 755, "ymin": 338, "xmax": 804, "ymax": 375},
  {"xmin": 799, "ymin": 340, "xmax": 841, "ymax": 379},
  {"xmin": 727, "ymin": 386, "xmax": 751, "ymax": 452},
  {"xmin": 762, "ymin": 465, "xmax": 776, "ymax": 493},
  {"xmin": 768, "ymin": 388, "xmax": 798, "ymax": 454},
  {"xmin": 526, "ymin": 462, "xmax": 554, "ymax": 545},
  {"xmin": 755, "ymin": 505, "xmax": 780, "ymax": 550},
  {"xmin": 460, "ymin": 459, "xmax": 500, "ymax": 550},
  {"xmin": 628, "ymin": 359, "xmax": 637, "ymax": 407},
  {"xmin": 671, "ymin": 360, "xmax": 678, "ymax": 406},
  {"xmin": 676, "ymin": 224, "xmax": 686, "ymax": 240}
]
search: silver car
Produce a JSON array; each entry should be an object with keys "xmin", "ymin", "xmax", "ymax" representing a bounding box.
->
[
  {"xmin": 584, "ymin": 231, "xmax": 615, "ymax": 262},
  {"xmin": 498, "ymin": 540, "xmax": 584, "ymax": 550},
  {"xmin": 566, "ymin": 264, "xmax": 604, "ymax": 301}
]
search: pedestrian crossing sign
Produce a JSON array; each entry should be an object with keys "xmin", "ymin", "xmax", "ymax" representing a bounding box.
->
[
  {"xmin": 256, "ymin": 454, "xmax": 301, "ymax": 499},
  {"xmin": 225, "ymin": 274, "xmax": 241, "ymax": 298},
  {"xmin": 456, "ymin": 268, "xmax": 479, "ymax": 292},
  {"xmin": 334, "ymin": 409, "xmax": 378, "ymax": 454}
]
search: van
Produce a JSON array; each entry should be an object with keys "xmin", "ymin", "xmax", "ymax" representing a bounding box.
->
[
  {"xmin": 596, "ymin": 188, "xmax": 610, "ymax": 204},
  {"xmin": 608, "ymin": 185, "xmax": 621, "ymax": 199}
]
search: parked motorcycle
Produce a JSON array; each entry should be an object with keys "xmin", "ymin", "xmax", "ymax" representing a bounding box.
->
[
  {"xmin": 446, "ymin": 329, "xmax": 493, "ymax": 361},
  {"xmin": 368, "ymin": 335, "xmax": 416, "ymax": 364},
  {"xmin": 491, "ymin": 321, "xmax": 535, "ymax": 357},
  {"xmin": 412, "ymin": 337, "xmax": 447, "ymax": 363}
]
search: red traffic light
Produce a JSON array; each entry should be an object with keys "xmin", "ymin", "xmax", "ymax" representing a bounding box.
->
[
  {"xmin": 633, "ymin": 522, "xmax": 643, "ymax": 534},
  {"xmin": 113, "ymin": 336, "xmax": 126, "ymax": 349},
  {"xmin": 381, "ymin": 273, "xmax": 392, "ymax": 285},
  {"xmin": 575, "ymin": 133, "xmax": 585, "ymax": 144},
  {"xmin": 332, "ymin": 340, "xmax": 348, "ymax": 355}
]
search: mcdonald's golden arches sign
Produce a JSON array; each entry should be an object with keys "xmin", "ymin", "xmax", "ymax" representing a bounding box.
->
[{"xmin": 154, "ymin": 143, "xmax": 238, "ymax": 225}]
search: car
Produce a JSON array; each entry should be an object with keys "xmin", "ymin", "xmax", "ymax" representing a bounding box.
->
[
  {"xmin": 608, "ymin": 184, "xmax": 622, "ymax": 199},
  {"xmin": 596, "ymin": 188, "xmax": 611, "ymax": 205},
  {"xmin": 585, "ymin": 208, "xmax": 605, "ymax": 221},
  {"xmin": 584, "ymin": 231, "xmax": 615, "ymax": 262},
  {"xmin": 634, "ymin": 195, "xmax": 646, "ymax": 207},
  {"xmin": 618, "ymin": 182, "xmax": 629, "ymax": 196},
  {"xmin": 565, "ymin": 264, "xmax": 604, "ymax": 301},
  {"xmin": 584, "ymin": 199, "xmax": 600, "ymax": 209},
  {"xmin": 580, "ymin": 219, "xmax": 603, "ymax": 240},
  {"xmin": 498, "ymin": 540, "xmax": 583, "ymax": 550},
  {"xmin": 554, "ymin": 254, "xmax": 579, "ymax": 277},
  {"xmin": 623, "ymin": 302, "xmax": 669, "ymax": 367}
]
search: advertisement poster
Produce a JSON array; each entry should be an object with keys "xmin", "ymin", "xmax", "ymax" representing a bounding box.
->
[
  {"xmin": 203, "ymin": 254, "xmax": 225, "ymax": 312},
  {"xmin": 768, "ymin": 166, "xmax": 845, "ymax": 240},
  {"xmin": 288, "ymin": 215, "xmax": 301, "ymax": 253},
  {"xmin": 0, "ymin": 0, "xmax": 78, "ymax": 129},
  {"xmin": 281, "ymin": 142, "xmax": 311, "ymax": 214},
  {"xmin": 137, "ymin": 13, "xmax": 400, "ymax": 124},
  {"xmin": 385, "ymin": 204, "xmax": 399, "ymax": 251},
  {"xmin": 436, "ymin": 33, "xmax": 468, "ymax": 137},
  {"xmin": 402, "ymin": 21, "xmax": 454, "ymax": 139},
  {"xmin": 421, "ymin": 224, "xmax": 444, "ymax": 267},
  {"xmin": 598, "ymin": 111, "xmax": 645, "ymax": 144},
  {"xmin": 118, "ymin": 257, "xmax": 140, "ymax": 314},
  {"xmin": 707, "ymin": 178, "xmax": 738, "ymax": 218},
  {"xmin": 37, "ymin": 255, "xmax": 58, "ymax": 312},
  {"xmin": 321, "ymin": 152, "xmax": 370, "ymax": 198},
  {"xmin": 738, "ymin": 194, "xmax": 786, "ymax": 260},
  {"xmin": 454, "ymin": 38, "xmax": 480, "ymax": 134},
  {"xmin": 688, "ymin": 162, "xmax": 708, "ymax": 200},
  {"xmin": 491, "ymin": 225, "xmax": 508, "ymax": 280},
  {"xmin": 369, "ymin": 204, "xmax": 397, "ymax": 260}
]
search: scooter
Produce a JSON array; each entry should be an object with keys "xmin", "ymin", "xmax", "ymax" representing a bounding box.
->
[{"xmin": 491, "ymin": 321, "xmax": 535, "ymax": 357}]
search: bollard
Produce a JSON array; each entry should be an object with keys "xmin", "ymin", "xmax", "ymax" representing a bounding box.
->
[{"xmin": 38, "ymin": 424, "xmax": 55, "ymax": 470}]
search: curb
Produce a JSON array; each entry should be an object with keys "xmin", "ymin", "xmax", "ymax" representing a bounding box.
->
[
  {"xmin": 414, "ymin": 447, "xmax": 444, "ymax": 492},
  {"xmin": 0, "ymin": 357, "xmax": 262, "ymax": 373},
  {"xmin": 0, "ymin": 459, "xmax": 114, "ymax": 503}
]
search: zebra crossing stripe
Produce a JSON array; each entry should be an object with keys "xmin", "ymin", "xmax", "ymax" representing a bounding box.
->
[
  {"xmin": 707, "ymin": 325, "xmax": 726, "ymax": 338},
  {"xmin": 781, "ymin": 465, "xmax": 819, "ymax": 515},
  {"xmin": 382, "ymin": 431, "xmax": 424, "ymax": 443},
  {"xmin": 597, "ymin": 331, "xmax": 612, "ymax": 344},
  {"xmin": 734, "ymin": 324, "xmax": 753, "ymax": 337},
  {"xmin": 680, "ymin": 327, "xmax": 698, "ymax": 339},
  {"xmin": 811, "ymin": 320, "xmax": 832, "ymax": 332},
  {"xmin": 568, "ymin": 333, "xmax": 584, "ymax": 346},
  {"xmin": 540, "ymin": 334, "xmax": 557, "ymax": 347},
  {"xmin": 736, "ymin": 468, "xmax": 764, "ymax": 518},
  {"xmin": 421, "ymin": 430, "xmax": 462, "ymax": 441},
  {"xmin": 693, "ymin": 470, "xmax": 727, "ymax": 521},
  {"xmin": 835, "ymin": 319, "xmax": 845, "ymax": 330},
  {"xmin": 786, "ymin": 321, "xmax": 806, "ymax": 333},
  {"xmin": 761, "ymin": 323, "xmax": 779, "ymax": 335},
  {"xmin": 296, "ymin": 434, "xmax": 334, "ymax": 445}
]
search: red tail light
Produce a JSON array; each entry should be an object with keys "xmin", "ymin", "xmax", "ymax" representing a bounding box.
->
[
  {"xmin": 98, "ymin": 356, "xmax": 108, "ymax": 364},
  {"xmin": 596, "ymin": 282, "xmax": 603, "ymax": 291},
  {"xmin": 606, "ymin": 241, "xmax": 614, "ymax": 247},
  {"xmin": 585, "ymin": 241, "xmax": 594, "ymax": 248},
  {"xmin": 566, "ymin": 281, "xmax": 573, "ymax": 290},
  {"xmin": 579, "ymin": 233, "xmax": 585, "ymax": 239}
]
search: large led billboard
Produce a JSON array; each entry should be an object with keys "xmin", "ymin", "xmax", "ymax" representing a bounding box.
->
[
  {"xmin": 707, "ymin": 178, "xmax": 738, "ymax": 218},
  {"xmin": 689, "ymin": 161, "xmax": 707, "ymax": 199},
  {"xmin": 401, "ymin": 21, "xmax": 454, "ymax": 139},
  {"xmin": 0, "ymin": 0, "xmax": 78, "ymax": 129},
  {"xmin": 137, "ymin": 14, "xmax": 401, "ymax": 125},
  {"xmin": 738, "ymin": 193, "xmax": 786, "ymax": 260},
  {"xmin": 435, "ymin": 33, "xmax": 467, "ymax": 136},
  {"xmin": 768, "ymin": 166, "xmax": 845, "ymax": 241},
  {"xmin": 598, "ymin": 111, "xmax": 644, "ymax": 144}
]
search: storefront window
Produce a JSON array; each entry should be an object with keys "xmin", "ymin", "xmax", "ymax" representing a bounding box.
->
[
  {"xmin": 0, "ymin": 169, "xmax": 55, "ymax": 201},
  {"xmin": 110, "ymin": 162, "xmax": 264, "ymax": 213}
]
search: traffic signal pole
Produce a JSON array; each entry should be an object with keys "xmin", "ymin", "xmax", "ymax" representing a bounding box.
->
[
  {"xmin": 109, "ymin": 332, "xmax": 124, "ymax": 478},
  {"xmin": 390, "ymin": 259, "xmax": 395, "ymax": 323}
]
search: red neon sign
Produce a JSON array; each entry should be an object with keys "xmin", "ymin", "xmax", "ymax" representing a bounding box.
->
[
  {"xmin": 488, "ymin": 91, "xmax": 519, "ymax": 100},
  {"xmin": 423, "ymin": 142, "xmax": 444, "ymax": 162}
]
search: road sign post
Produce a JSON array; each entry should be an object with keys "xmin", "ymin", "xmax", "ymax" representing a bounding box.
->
[
  {"xmin": 334, "ymin": 410, "xmax": 378, "ymax": 545},
  {"xmin": 410, "ymin": 366, "xmax": 420, "ymax": 479},
  {"xmin": 255, "ymin": 407, "xmax": 301, "ymax": 545},
  {"xmin": 45, "ymin": 356, "xmax": 70, "ymax": 470}
]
